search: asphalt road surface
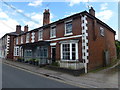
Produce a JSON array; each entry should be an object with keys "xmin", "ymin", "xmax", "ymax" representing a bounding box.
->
[{"xmin": 2, "ymin": 63, "xmax": 85, "ymax": 88}]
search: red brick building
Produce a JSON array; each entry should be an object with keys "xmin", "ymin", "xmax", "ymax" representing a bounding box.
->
[
  {"xmin": 0, "ymin": 25, "xmax": 24, "ymax": 59},
  {"xmin": 12, "ymin": 7, "xmax": 116, "ymax": 73}
]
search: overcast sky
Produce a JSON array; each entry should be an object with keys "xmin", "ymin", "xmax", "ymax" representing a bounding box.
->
[{"xmin": 0, "ymin": 0, "xmax": 118, "ymax": 39}]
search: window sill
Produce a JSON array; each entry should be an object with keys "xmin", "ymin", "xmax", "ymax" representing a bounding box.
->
[
  {"xmin": 64, "ymin": 33, "xmax": 73, "ymax": 36},
  {"xmin": 60, "ymin": 60, "xmax": 80, "ymax": 63},
  {"xmin": 50, "ymin": 36, "xmax": 56, "ymax": 39},
  {"xmin": 101, "ymin": 34, "xmax": 104, "ymax": 37},
  {"xmin": 26, "ymin": 41, "xmax": 29, "ymax": 43},
  {"xmin": 61, "ymin": 60, "xmax": 78, "ymax": 62},
  {"xmin": 38, "ymin": 39, "xmax": 43, "ymax": 41}
]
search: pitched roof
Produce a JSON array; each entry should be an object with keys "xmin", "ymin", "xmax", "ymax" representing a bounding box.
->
[
  {"xmin": 20, "ymin": 10, "xmax": 116, "ymax": 35},
  {"xmin": 0, "ymin": 30, "xmax": 24, "ymax": 39}
]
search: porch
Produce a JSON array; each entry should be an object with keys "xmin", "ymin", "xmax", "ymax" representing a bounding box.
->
[{"xmin": 19, "ymin": 41, "xmax": 52, "ymax": 65}]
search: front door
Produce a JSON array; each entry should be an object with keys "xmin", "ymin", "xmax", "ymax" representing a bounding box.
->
[{"xmin": 51, "ymin": 47, "xmax": 56, "ymax": 63}]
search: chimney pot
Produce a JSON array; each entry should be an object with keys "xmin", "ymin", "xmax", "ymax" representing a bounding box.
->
[
  {"xmin": 43, "ymin": 9, "xmax": 50, "ymax": 25},
  {"xmin": 16, "ymin": 25, "xmax": 21, "ymax": 34},
  {"xmin": 89, "ymin": 7, "xmax": 95, "ymax": 16},
  {"xmin": 24, "ymin": 25, "xmax": 28, "ymax": 32}
]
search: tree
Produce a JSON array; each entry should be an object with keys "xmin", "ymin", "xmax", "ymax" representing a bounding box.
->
[{"xmin": 115, "ymin": 40, "xmax": 120, "ymax": 59}]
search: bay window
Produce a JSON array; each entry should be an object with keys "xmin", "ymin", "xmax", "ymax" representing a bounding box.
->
[
  {"xmin": 14, "ymin": 46, "xmax": 19, "ymax": 56},
  {"xmin": 61, "ymin": 42, "xmax": 78, "ymax": 61}
]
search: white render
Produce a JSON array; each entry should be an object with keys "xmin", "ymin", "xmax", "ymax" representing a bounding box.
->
[{"xmin": 59, "ymin": 61, "xmax": 84, "ymax": 70}]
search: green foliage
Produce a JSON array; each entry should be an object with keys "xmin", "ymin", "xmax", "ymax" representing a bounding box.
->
[
  {"xmin": 17, "ymin": 57, "xmax": 24, "ymax": 62},
  {"xmin": 25, "ymin": 59, "xmax": 29, "ymax": 62},
  {"xmin": 35, "ymin": 59, "xmax": 39, "ymax": 62},
  {"xmin": 115, "ymin": 40, "xmax": 120, "ymax": 59},
  {"xmin": 17, "ymin": 57, "xmax": 23, "ymax": 60},
  {"xmin": 29, "ymin": 58, "xmax": 36, "ymax": 61},
  {"xmin": 51, "ymin": 62, "xmax": 59, "ymax": 66}
]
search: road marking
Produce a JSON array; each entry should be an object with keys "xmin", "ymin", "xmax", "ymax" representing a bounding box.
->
[{"xmin": 3, "ymin": 62, "xmax": 97, "ymax": 88}]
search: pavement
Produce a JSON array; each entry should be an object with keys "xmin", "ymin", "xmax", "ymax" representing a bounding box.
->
[{"xmin": 1, "ymin": 58, "xmax": 119, "ymax": 88}]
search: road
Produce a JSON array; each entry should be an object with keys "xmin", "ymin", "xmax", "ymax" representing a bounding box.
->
[{"xmin": 2, "ymin": 63, "xmax": 84, "ymax": 88}]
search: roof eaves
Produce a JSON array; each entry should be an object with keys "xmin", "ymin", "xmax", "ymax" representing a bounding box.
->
[{"xmin": 84, "ymin": 12, "xmax": 116, "ymax": 34}]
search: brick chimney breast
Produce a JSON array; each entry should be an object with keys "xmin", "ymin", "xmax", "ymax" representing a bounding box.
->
[
  {"xmin": 24, "ymin": 25, "xmax": 28, "ymax": 32},
  {"xmin": 43, "ymin": 9, "xmax": 50, "ymax": 25},
  {"xmin": 16, "ymin": 25, "xmax": 21, "ymax": 34},
  {"xmin": 89, "ymin": 7, "xmax": 95, "ymax": 16}
]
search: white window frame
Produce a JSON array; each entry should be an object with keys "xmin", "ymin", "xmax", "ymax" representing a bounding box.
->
[
  {"xmin": 14, "ymin": 46, "xmax": 19, "ymax": 56},
  {"xmin": 50, "ymin": 25, "xmax": 56, "ymax": 38},
  {"xmin": 100, "ymin": 27, "xmax": 104, "ymax": 36},
  {"xmin": 26, "ymin": 33, "xmax": 29, "ymax": 43},
  {"xmin": 16, "ymin": 37, "xmax": 18, "ymax": 45},
  {"xmin": 38, "ymin": 29, "xmax": 43, "ymax": 41},
  {"xmin": 21, "ymin": 36, "xmax": 23, "ymax": 44},
  {"xmin": 61, "ymin": 43, "xmax": 78, "ymax": 61},
  {"xmin": 51, "ymin": 46, "xmax": 56, "ymax": 59},
  {"xmin": 64, "ymin": 20, "xmax": 73, "ymax": 36}
]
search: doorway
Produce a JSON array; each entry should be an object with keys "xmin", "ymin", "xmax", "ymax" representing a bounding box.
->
[{"xmin": 51, "ymin": 47, "xmax": 56, "ymax": 63}]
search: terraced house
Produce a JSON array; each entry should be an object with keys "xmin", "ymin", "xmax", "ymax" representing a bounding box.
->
[
  {"xmin": 0, "ymin": 26, "xmax": 24, "ymax": 59},
  {"xmin": 1, "ymin": 7, "xmax": 117, "ymax": 73}
]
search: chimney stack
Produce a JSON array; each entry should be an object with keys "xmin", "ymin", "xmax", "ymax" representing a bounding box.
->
[
  {"xmin": 43, "ymin": 9, "xmax": 50, "ymax": 25},
  {"xmin": 89, "ymin": 7, "xmax": 95, "ymax": 16},
  {"xmin": 16, "ymin": 25, "xmax": 21, "ymax": 34},
  {"xmin": 24, "ymin": 25, "xmax": 28, "ymax": 32}
]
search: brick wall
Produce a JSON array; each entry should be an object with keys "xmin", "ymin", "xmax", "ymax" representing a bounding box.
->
[
  {"xmin": 13, "ymin": 13, "xmax": 116, "ymax": 71},
  {"xmin": 7, "ymin": 35, "xmax": 14, "ymax": 59},
  {"xmin": 87, "ymin": 17, "xmax": 116, "ymax": 71}
]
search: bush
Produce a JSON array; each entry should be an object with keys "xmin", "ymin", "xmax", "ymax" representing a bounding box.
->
[
  {"xmin": 35, "ymin": 59, "xmax": 39, "ymax": 66},
  {"xmin": 35, "ymin": 59, "xmax": 39, "ymax": 63},
  {"xmin": 115, "ymin": 41, "xmax": 120, "ymax": 59},
  {"xmin": 51, "ymin": 62, "xmax": 59, "ymax": 66},
  {"xmin": 28, "ymin": 58, "xmax": 36, "ymax": 64},
  {"xmin": 17, "ymin": 57, "xmax": 24, "ymax": 62},
  {"xmin": 24, "ymin": 59, "xmax": 29, "ymax": 63}
]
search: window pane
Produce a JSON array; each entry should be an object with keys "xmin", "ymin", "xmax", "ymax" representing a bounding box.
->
[
  {"xmin": 51, "ymin": 26, "xmax": 56, "ymax": 37},
  {"xmin": 66, "ymin": 22, "xmax": 72, "ymax": 34},
  {"xmin": 39, "ymin": 46, "xmax": 47, "ymax": 58},
  {"xmin": 38, "ymin": 31, "xmax": 43, "ymax": 40},
  {"xmin": 72, "ymin": 44, "xmax": 76, "ymax": 60},
  {"xmin": 100, "ymin": 27, "xmax": 104, "ymax": 36},
  {"xmin": 72, "ymin": 52, "xmax": 76, "ymax": 60},
  {"xmin": 62, "ymin": 44, "xmax": 70, "ymax": 60}
]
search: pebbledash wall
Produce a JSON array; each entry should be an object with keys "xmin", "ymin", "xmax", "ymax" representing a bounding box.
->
[{"xmin": 11, "ymin": 7, "xmax": 117, "ymax": 72}]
